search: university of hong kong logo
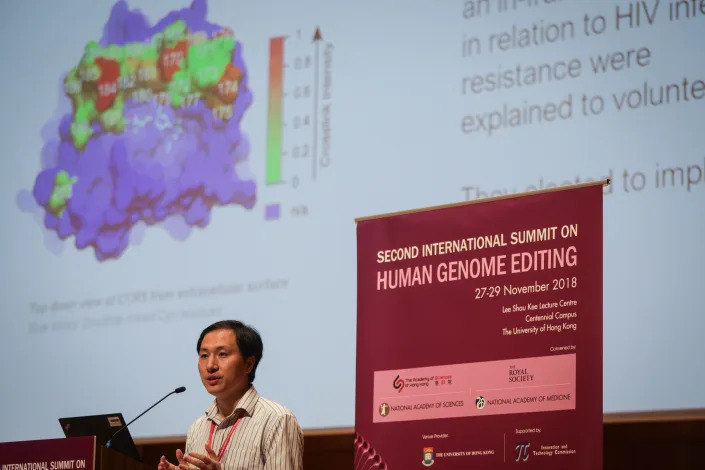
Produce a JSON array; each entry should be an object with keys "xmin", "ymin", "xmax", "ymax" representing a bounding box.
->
[
  {"xmin": 475, "ymin": 396, "xmax": 486, "ymax": 409},
  {"xmin": 515, "ymin": 442, "xmax": 530, "ymax": 462},
  {"xmin": 422, "ymin": 447, "xmax": 435, "ymax": 466},
  {"xmin": 393, "ymin": 375, "xmax": 405, "ymax": 392}
]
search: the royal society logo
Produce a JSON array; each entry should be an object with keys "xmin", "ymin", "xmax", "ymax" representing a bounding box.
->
[
  {"xmin": 393, "ymin": 375, "xmax": 405, "ymax": 392},
  {"xmin": 422, "ymin": 447, "xmax": 435, "ymax": 466},
  {"xmin": 475, "ymin": 396, "xmax": 486, "ymax": 409}
]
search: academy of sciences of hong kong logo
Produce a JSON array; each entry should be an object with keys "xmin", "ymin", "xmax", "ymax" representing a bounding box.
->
[
  {"xmin": 422, "ymin": 447, "xmax": 435, "ymax": 467},
  {"xmin": 379, "ymin": 402, "xmax": 390, "ymax": 417},
  {"xmin": 393, "ymin": 375, "xmax": 405, "ymax": 392},
  {"xmin": 476, "ymin": 396, "xmax": 486, "ymax": 409}
]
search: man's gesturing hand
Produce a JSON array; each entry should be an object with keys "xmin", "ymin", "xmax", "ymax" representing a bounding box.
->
[
  {"xmin": 157, "ymin": 449, "xmax": 188, "ymax": 470},
  {"xmin": 183, "ymin": 444, "xmax": 222, "ymax": 470}
]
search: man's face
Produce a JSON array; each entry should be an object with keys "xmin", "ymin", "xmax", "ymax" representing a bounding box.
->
[{"xmin": 198, "ymin": 329, "xmax": 254, "ymax": 402}]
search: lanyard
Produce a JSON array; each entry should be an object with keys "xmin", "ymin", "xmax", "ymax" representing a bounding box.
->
[{"xmin": 207, "ymin": 414, "xmax": 243, "ymax": 461}]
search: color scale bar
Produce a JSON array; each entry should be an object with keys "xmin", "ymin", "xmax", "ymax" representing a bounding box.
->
[{"xmin": 266, "ymin": 37, "xmax": 284, "ymax": 184}]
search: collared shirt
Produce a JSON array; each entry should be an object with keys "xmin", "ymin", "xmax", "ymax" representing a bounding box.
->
[{"xmin": 185, "ymin": 386, "xmax": 303, "ymax": 470}]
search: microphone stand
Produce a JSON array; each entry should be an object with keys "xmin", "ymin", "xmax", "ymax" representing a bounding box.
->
[{"xmin": 106, "ymin": 386, "xmax": 186, "ymax": 448}]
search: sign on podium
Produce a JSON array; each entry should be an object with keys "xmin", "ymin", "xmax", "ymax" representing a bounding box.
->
[{"xmin": 0, "ymin": 436, "xmax": 150, "ymax": 470}]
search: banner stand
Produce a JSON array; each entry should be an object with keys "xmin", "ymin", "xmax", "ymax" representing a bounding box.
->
[{"xmin": 355, "ymin": 180, "xmax": 607, "ymax": 469}]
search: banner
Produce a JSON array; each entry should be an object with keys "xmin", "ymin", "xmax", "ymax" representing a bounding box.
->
[
  {"xmin": 0, "ymin": 436, "xmax": 96, "ymax": 469},
  {"xmin": 355, "ymin": 183, "xmax": 603, "ymax": 469}
]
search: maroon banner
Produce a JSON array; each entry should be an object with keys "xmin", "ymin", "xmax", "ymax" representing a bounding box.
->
[
  {"xmin": 0, "ymin": 436, "xmax": 96, "ymax": 470},
  {"xmin": 355, "ymin": 184, "xmax": 603, "ymax": 469}
]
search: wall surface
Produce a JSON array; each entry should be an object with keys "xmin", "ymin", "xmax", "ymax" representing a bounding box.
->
[{"xmin": 136, "ymin": 414, "xmax": 705, "ymax": 469}]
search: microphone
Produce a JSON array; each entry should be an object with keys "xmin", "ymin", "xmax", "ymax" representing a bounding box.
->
[{"xmin": 106, "ymin": 386, "xmax": 186, "ymax": 448}]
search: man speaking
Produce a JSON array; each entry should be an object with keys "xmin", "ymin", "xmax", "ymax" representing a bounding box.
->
[{"xmin": 159, "ymin": 320, "xmax": 303, "ymax": 469}]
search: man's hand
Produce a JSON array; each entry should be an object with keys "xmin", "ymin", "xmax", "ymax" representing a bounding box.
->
[
  {"xmin": 183, "ymin": 444, "xmax": 222, "ymax": 470},
  {"xmin": 158, "ymin": 449, "xmax": 188, "ymax": 470}
]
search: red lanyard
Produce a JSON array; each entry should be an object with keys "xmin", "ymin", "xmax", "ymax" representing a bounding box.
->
[{"xmin": 207, "ymin": 414, "xmax": 243, "ymax": 461}]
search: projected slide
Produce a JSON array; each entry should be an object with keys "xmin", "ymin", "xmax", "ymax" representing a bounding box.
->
[
  {"xmin": 25, "ymin": 2, "xmax": 255, "ymax": 260},
  {"xmin": 0, "ymin": 0, "xmax": 703, "ymax": 443}
]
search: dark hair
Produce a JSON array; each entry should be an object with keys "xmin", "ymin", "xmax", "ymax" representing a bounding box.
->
[{"xmin": 197, "ymin": 320, "xmax": 263, "ymax": 384}]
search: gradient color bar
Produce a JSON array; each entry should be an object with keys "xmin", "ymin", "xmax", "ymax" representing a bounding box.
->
[{"xmin": 266, "ymin": 37, "xmax": 284, "ymax": 184}]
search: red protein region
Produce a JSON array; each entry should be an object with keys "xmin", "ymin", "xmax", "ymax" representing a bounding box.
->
[
  {"xmin": 94, "ymin": 57, "xmax": 120, "ymax": 112},
  {"xmin": 159, "ymin": 40, "xmax": 189, "ymax": 82}
]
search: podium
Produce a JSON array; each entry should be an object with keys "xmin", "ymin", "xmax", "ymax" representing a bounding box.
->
[{"xmin": 0, "ymin": 436, "xmax": 151, "ymax": 470}]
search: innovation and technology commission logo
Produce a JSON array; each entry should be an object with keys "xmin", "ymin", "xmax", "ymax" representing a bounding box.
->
[{"xmin": 515, "ymin": 442, "xmax": 531, "ymax": 462}]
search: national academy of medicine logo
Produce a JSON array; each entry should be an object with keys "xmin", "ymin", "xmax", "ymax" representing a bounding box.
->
[
  {"xmin": 476, "ymin": 396, "xmax": 486, "ymax": 409},
  {"xmin": 379, "ymin": 403, "xmax": 390, "ymax": 417}
]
